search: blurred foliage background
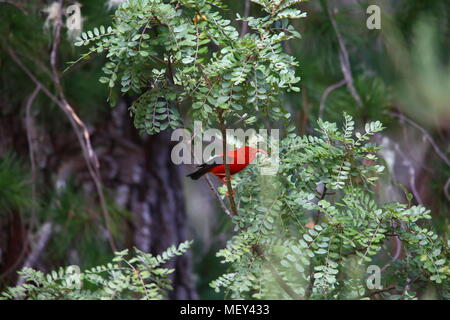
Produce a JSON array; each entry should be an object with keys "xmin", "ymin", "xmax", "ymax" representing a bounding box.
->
[{"xmin": 0, "ymin": 0, "xmax": 449, "ymax": 299}]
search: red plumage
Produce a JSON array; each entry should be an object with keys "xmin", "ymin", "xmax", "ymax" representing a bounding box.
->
[{"xmin": 187, "ymin": 146, "xmax": 266, "ymax": 183}]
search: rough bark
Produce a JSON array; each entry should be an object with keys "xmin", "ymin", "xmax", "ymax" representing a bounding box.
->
[
  {"xmin": 96, "ymin": 100, "xmax": 198, "ymax": 299},
  {"xmin": 0, "ymin": 96, "xmax": 197, "ymax": 298}
]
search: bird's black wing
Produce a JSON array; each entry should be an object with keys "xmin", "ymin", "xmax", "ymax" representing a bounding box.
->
[{"xmin": 186, "ymin": 155, "xmax": 230, "ymax": 180}]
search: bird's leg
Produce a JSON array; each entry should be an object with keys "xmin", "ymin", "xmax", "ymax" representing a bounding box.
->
[
  {"xmin": 225, "ymin": 189, "xmax": 235, "ymax": 197},
  {"xmin": 222, "ymin": 177, "xmax": 235, "ymax": 197}
]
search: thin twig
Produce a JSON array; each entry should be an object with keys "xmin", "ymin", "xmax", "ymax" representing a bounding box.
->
[
  {"xmin": 16, "ymin": 49, "xmax": 53, "ymax": 79},
  {"xmin": 0, "ymin": 0, "xmax": 27, "ymax": 14},
  {"xmin": 51, "ymin": 2, "xmax": 116, "ymax": 251},
  {"xmin": 364, "ymin": 285, "xmax": 396, "ymax": 298},
  {"xmin": 49, "ymin": 0, "xmax": 117, "ymax": 252},
  {"xmin": 392, "ymin": 142, "xmax": 423, "ymax": 205},
  {"xmin": 306, "ymin": 185, "xmax": 327, "ymax": 298},
  {"xmin": 313, "ymin": 185, "xmax": 327, "ymax": 224},
  {"xmin": 203, "ymin": 175, "xmax": 233, "ymax": 218},
  {"xmin": 264, "ymin": 255, "xmax": 303, "ymax": 300},
  {"xmin": 7, "ymin": 47, "xmax": 117, "ymax": 252},
  {"xmin": 182, "ymin": 115, "xmax": 233, "ymax": 218},
  {"xmin": 216, "ymin": 108, "xmax": 301, "ymax": 299},
  {"xmin": 445, "ymin": 178, "xmax": 450, "ymax": 202},
  {"xmin": 380, "ymin": 235, "xmax": 402, "ymax": 273},
  {"xmin": 194, "ymin": 67, "xmax": 300, "ymax": 299},
  {"xmin": 231, "ymin": 113, "xmax": 251, "ymax": 127},
  {"xmin": 217, "ymin": 109, "xmax": 239, "ymax": 217},
  {"xmin": 25, "ymin": 84, "xmax": 41, "ymax": 231},
  {"xmin": 16, "ymin": 222, "xmax": 53, "ymax": 287},
  {"xmin": 380, "ymin": 134, "xmax": 423, "ymax": 205},
  {"xmin": 319, "ymin": 79, "xmax": 346, "ymax": 118},
  {"xmin": 389, "ymin": 111, "xmax": 450, "ymax": 167},
  {"xmin": 326, "ymin": 2, "xmax": 363, "ymax": 108}
]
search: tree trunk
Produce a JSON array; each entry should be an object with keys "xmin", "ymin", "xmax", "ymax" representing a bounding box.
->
[
  {"xmin": 0, "ymin": 97, "xmax": 197, "ymax": 298},
  {"xmin": 97, "ymin": 100, "xmax": 198, "ymax": 299}
]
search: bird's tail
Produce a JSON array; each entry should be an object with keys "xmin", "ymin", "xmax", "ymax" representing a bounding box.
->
[{"xmin": 186, "ymin": 166, "xmax": 210, "ymax": 180}]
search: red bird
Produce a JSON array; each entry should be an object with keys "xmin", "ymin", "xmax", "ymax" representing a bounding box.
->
[{"xmin": 187, "ymin": 146, "xmax": 267, "ymax": 183}]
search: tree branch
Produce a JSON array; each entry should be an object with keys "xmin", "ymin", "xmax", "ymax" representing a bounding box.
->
[
  {"xmin": 240, "ymin": 0, "xmax": 251, "ymax": 37},
  {"xmin": 264, "ymin": 255, "xmax": 304, "ymax": 300},
  {"xmin": 16, "ymin": 222, "xmax": 53, "ymax": 287},
  {"xmin": 445, "ymin": 178, "xmax": 450, "ymax": 202},
  {"xmin": 216, "ymin": 108, "xmax": 302, "ymax": 299},
  {"xmin": 381, "ymin": 234, "xmax": 402, "ymax": 273},
  {"xmin": 48, "ymin": 0, "xmax": 117, "ymax": 252},
  {"xmin": 306, "ymin": 184, "xmax": 328, "ymax": 299},
  {"xmin": 217, "ymin": 109, "xmax": 239, "ymax": 217},
  {"xmin": 363, "ymin": 285, "xmax": 396, "ymax": 299},
  {"xmin": 389, "ymin": 111, "xmax": 450, "ymax": 167},
  {"xmin": 326, "ymin": 2, "xmax": 363, "ymax": 108},
  {"xmin": 0, "ymin": 0, "xmax": 27, "ymax": 14},
  {"xmin": 203, "ymin": 175, "xmax": 233, "ymax": 218},
  {"xmin": 183, "ymin": 115, "xmax": 233, "ymax": 218},
  {"xmin": 194, "ymin": 66, "xmax": 300, "ymax": 299},
  {"xmin": 319, "ymin": 79, "xmax": 346, "ymax": 118},
  {"xmin": 7, "ymin": 45, "xmax": 117, "ymax": 252},
  {"xmin": 25, "ymin": 84, "xmax": 41, "ymax": 231}
]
